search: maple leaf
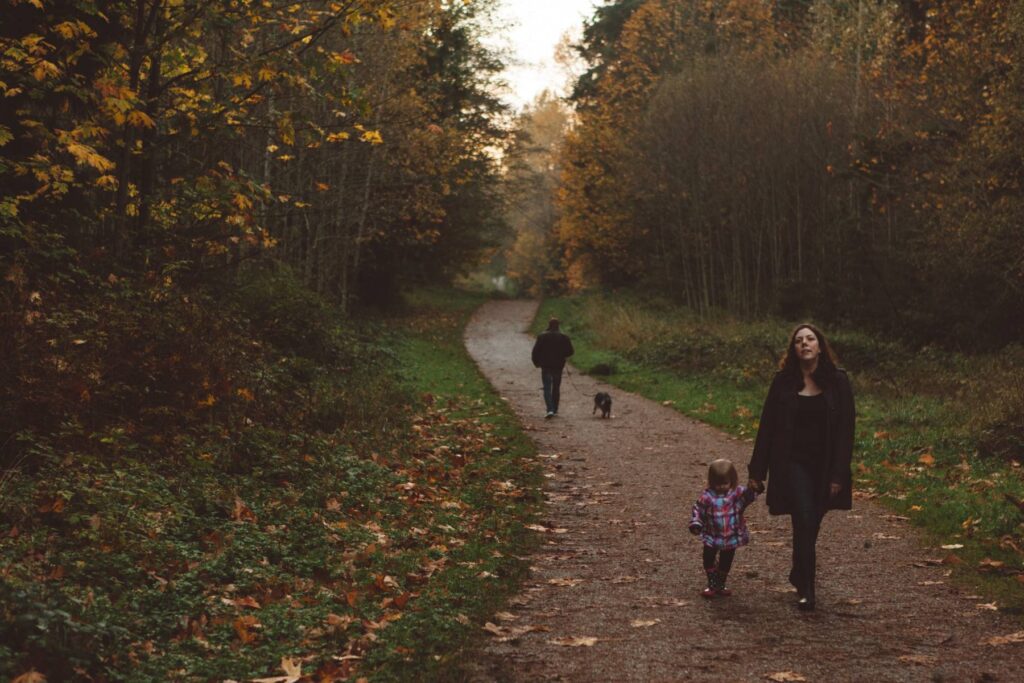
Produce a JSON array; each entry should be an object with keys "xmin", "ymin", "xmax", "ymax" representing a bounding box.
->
[
  {"xmin": 252, "ymin": 656, "xmax": 302, "ymax": 683},
  {"xmin": 232, "ymin": 496, "xmax": 257, "ymax": 523},
  {"xmin": 233, "ymin": 614, "xmax": 260, "ymax": 643}
]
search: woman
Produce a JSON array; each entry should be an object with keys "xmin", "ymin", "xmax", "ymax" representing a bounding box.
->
[{"xmin": 748, "ymin": 323, "xmax": 855, "ymax": 611}]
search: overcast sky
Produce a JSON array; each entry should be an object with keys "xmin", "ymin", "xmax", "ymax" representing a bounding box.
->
[{"xmin": 486, "ymin": 0, "xmax": 599, "ymax": 110}]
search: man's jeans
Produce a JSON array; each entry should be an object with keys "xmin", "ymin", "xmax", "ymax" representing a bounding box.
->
[
  {"xmin": 789, "ymin": 459, "xmax": 825, "ymax": 598},
  {"xmin": 541, "ymin": 367, "xmax": 562, "ymax": 414}
]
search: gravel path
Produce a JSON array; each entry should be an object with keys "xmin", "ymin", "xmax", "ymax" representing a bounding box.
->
[{"xmin": 462, "ymin": 299, "xmax": 1023, "ymax": 683}]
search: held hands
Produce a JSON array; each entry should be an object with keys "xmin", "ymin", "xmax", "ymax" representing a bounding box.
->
[
  {"xmin": 747, "ymin": 479, "xmax": 765, "ymax": 494},
  {"xmin": 688, "ymin": 524, "xmax": 701, "ymax": 536}
]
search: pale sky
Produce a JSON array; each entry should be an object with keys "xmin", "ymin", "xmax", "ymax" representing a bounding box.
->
[{"xmin": 486, "ymin": 0, "xmax": 599, "ymax": 110}]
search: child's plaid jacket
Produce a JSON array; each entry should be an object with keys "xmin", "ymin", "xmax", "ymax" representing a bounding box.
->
[{"xmin": 689, "ymin": 486, "xmax": 758, "ymax": 549}]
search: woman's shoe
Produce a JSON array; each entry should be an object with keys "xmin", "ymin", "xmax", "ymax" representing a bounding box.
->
[{"xmin": 797, "ymin": 596, "xmax": 815, "ymax": 611}]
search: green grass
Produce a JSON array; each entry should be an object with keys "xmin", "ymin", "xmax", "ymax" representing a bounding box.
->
[
  {"xmin": 363, "ymin": 288, "xmax": 543, "ymax": 681},
  {"xmin": 538, "ymin": 294, "xmax": 1024, "ymax": 616}
]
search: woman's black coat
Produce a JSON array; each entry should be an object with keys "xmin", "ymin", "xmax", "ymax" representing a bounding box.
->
[{"xmin": 748, "ymin": 368, "xmax": 855, "ymax": 515}]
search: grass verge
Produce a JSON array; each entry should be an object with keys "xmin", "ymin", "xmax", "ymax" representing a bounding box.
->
[{"xmin": 537, "ymin": 293, "xmax": 1024, "ymax": 616}]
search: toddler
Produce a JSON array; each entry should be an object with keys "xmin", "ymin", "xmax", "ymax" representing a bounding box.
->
[{"xmin": 689, "ymin": 458, "xmax": 760, "ymax": 597}]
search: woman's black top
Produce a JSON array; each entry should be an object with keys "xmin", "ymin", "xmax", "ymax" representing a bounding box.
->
[{"xmin": 791, "ymin": 393, "xmax": 827, "ymax": 465}]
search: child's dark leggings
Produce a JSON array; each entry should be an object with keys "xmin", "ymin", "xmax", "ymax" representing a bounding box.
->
[{"xmin": 703, "ymin": 546, "xmax": 736, "ymax": 573}]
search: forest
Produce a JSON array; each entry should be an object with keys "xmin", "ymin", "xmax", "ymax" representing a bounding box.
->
[
  {"xmin": 1, "ymin": 0, "xmax": 1022, "ymax": 680},
  {"xmin": 509, "ymin": 0, "xmax": 1023, "ymax": 347}
]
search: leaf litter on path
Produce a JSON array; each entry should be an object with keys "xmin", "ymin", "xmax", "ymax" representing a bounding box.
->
[{"xmin": 548, "ymin": 636, "xmax": 599, "ymax": 647}]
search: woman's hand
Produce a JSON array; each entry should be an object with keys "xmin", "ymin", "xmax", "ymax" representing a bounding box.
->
[
  {"xmin": 747, "ymin": 479, "xmax": 764, "ymax": 494},
  {"xmin": 829, "ymin": 482, "xmax": 842, "ymax": 498}
]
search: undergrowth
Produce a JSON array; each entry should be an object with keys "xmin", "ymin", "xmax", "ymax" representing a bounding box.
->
[
  {"xmin": 536, "ymin": 293, "xmax": 1024, "ymax": 615},
  {"xmin": 0, "ymin": 271, "xmax": 539, "ymax": 681}
]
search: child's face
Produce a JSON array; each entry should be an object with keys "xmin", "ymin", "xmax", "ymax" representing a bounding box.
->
[{"xmin": 713, "ymin": 482, "xmax": 731, "ymax": 494}]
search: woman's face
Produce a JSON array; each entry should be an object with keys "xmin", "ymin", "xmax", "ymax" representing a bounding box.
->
[{"xmin": 792, "ymin": 327, "xmax": 821, "ymax": 362}]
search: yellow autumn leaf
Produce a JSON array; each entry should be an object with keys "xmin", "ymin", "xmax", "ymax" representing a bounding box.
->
[
  {"xmin": 232, "ymin": 73, "xmax": 253, "ymax": 88},
  {"xmin": 326, "ymin": 131, "xmax": 350, "ymax": 142},
  {"xmin": 360, "ymin": 129, "xmax": 383, "ymax": 145},
  {"xmin": 126, "ymin": 110, "xmax": 155, "ymax": 128},
  {"xmin": 918, "ymin": 453, "xmax": 935, "ymax": 466},
  {"xmin": 65, "ymin": 141, "xmax": 114, "ymax": 172}
]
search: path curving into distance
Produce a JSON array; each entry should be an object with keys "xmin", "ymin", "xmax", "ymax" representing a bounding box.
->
[{"xmin": 462, "ymin": 299, "xmax": 1022, "ymax": 682}]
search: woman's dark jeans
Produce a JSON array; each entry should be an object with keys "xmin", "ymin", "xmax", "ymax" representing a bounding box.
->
[
  {"xmin": 541, "ymin": 367, "xmax": 562, "ymax": 413},
  {"xmin": 788, "ymin": 460, "xmax": 824, "ymax": 600}
]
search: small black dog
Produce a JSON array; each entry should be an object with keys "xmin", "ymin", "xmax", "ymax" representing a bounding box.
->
[{"xmin": 593, "ymin": 392, "xmax": 612, "ymax": 419}]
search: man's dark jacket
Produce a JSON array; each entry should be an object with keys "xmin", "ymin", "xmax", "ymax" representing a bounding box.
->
[
  {"xmin": 748, "ymin": 368, "xmax": 855, "ymax": 515},
  {"xmin": 532, "ymin": 330, "xmax": 574, "ymax": 371}
]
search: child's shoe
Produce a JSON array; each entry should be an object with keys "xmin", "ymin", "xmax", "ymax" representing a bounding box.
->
[
  {"xmin": 701, "ymin": 569, "xmax": 718, "ymax": 598},
  {"xmin": 715, "ymin": 571, "xmax": 732, "ymax": 596}
]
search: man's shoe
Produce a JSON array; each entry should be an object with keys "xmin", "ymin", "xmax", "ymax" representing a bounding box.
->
[{"xmin": 545, "ymin": 411, "xmax": 554, "ymax": 419}]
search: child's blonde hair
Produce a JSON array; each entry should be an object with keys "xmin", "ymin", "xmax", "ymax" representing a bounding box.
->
[{"xmin": 707, "ymin": 459, "xmax": 738, "ymax": 489}]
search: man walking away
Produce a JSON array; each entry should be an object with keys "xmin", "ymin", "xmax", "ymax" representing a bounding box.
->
[{"xmin": 531, "ymin": 318, "xmax": 574, "ymax": 418}]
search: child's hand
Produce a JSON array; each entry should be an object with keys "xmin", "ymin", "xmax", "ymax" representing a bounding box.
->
[
  {"xmin": 748, "ymin": 479, "xmax": 765, "ymax": 494},
  {"xmin": 688, "ymin": 524, "xmax": 701, "ymax": 536}
]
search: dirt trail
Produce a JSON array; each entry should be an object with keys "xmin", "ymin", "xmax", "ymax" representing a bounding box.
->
[{"xmin": 462, "ymin": 299, "xmax": 1023, "ymax": 682}]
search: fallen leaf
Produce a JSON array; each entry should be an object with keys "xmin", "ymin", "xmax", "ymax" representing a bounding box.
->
[
  {"xmin": 912, "ymin": 559, "xmax": 944, "ymax": 567},
  {"xmin": 232, "ymin": 496, "xmax": 257, "ymax": 523},
  {"xmin": 940, "ymin": 544, "xmax": 964, "ymax": 550},
  {"xmin": 983, "ymin": 631, "xmax": 1024, "ymax": 646},
  {"xmin": 918, "ymin": 580, "xmax": 944, "ymax": 586},
  {"xmin": 233, "ymin": 614, "xmax": 260, "ymax": 644},
  {"xmin": 976, "ymin": 602, "xmax": 998, "ymax": 611},
  {"xmin": 547, "ymin": 578, "xmax": 584, "ymax": 587},
  {"xmin": 482, "ymin": 622, "xmax": 505, "ymax": 636},
  {"xmin": 630, "ymin": 619, "xmax": 660, "ymax": 628},
  {"xmin": 766, "ymin": 672, "xmax": 807, "ymax": 682},
  {"xmin": 548, "ymin": 636, "xmax": 598, "ymax": 647},
  {"xmin": 610, "ymin": 575, "xmax": 639, "ymax": 584},
  {"xmin": 918, "ymin": 453, "xmax": 935, "ymax": 466},
  {"xmin": 943, "ymin": 553, "xmax": 964, "ymax": 565},
  {"xmin": 11, "ymin": 671, "xmax": 47, "ymax": 683},
  {"xmin": 251, "ymin": 656, "xmax": 302, "ymax": 683}
]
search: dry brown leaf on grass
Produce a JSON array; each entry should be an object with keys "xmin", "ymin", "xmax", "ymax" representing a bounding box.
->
[
  {"xmin": 983, "ymin": 631, "xmax": 1024, "ymax": 646},
  {"xmin": 630, "ymin": 619, "xmax": 660, "ymax": 628},
  {"xmin": 251, "ymin": 656, "xmax": 302, "ymax": 683},
  {"xmin": 766, "ymin": 673, "xmax": 807, "ymax": 682},
  {"xmin": 548, "ymin": 636, "xmax": 598, "ymax": 647},
  {"xmin": 976, "ymin": 602, "xmax": 999, "ymax": 611}
]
